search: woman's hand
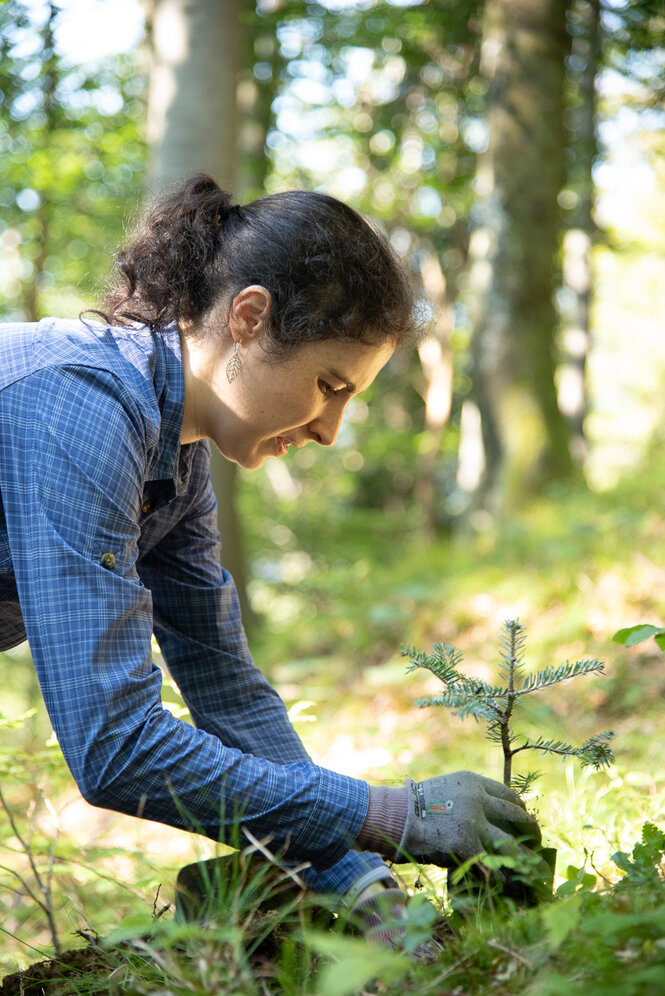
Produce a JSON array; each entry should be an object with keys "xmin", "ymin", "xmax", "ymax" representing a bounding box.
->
[{"xmin": 395, "ymin": 772, "xmax": 541, "ymax": 867}]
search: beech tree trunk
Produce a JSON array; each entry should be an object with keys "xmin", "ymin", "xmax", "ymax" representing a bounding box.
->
[
  {"xmin": 415, "ymin": 252, "xmax": 454, "ymax": 533},
  {"xmin": 559, "ymin": 0, "xmax": 601, "ymax": 464},
  {"xmin": 146, "ymin": 0, "xmax": 252, "ymax": 619},
  {"xmin": 463, "ymin": 0, "xmax": 574, "ymax": 513}
]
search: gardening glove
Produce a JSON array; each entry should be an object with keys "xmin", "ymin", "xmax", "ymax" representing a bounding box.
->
[{"xmin": 397, "ymin": 772, "xmax": 541, "ymax": 867}]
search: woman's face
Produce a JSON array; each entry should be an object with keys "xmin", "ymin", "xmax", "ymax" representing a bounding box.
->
[{"xmin": 181, "ymin": 287, "xmax": 394, "ymax": 470}]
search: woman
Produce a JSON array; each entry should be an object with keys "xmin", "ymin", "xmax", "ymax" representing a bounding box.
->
[{"xmin": 0, "ymin": 176, "xmax": 538, "ymax": 935}]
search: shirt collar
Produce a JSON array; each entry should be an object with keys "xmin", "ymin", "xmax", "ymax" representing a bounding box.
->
[{"xmin": 146, "ymin": 323, "xmax": 192, "ymax": 489}]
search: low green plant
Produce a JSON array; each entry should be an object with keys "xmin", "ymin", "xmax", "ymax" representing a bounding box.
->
[
  {"xmin": 613, "ymin": 623, "xmax": 665, "ymax": 651},
  {"xmin": 0, "ymin": 713, "xmax": 169, "ymax": 979},
  {"xmin": 403, "ymin": 619, "xmax": 615, "ymax": 793}
]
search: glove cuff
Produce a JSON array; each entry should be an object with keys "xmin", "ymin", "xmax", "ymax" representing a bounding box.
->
[{"xmin": 356, "ymin": 785, "xmax": 408, "ymax": 860}]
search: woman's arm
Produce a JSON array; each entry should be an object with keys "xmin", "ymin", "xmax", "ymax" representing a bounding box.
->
[
  {"xmin": 137, "ymin": 444, "xmax": 313, "ymax": 766},
  {"xmin": 0, "ymin": 366, "xmax": 367, "ymax": 869}
]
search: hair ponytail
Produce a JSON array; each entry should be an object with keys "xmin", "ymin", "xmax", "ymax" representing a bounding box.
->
[
  {"xmin": 97, "ymin": 175, "xmax": 240, "ymax": 329},
  {"xmin": 95, "ymin": 173, "xmax": 420, "ymax": 351}
]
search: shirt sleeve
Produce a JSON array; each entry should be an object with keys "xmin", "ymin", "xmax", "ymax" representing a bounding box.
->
[
  {"xmin": 0, "ymin": 366, "xmax": 368, "ymax": 869},
  {"xmin": 137, "ymin": 444, "xmax": 315, "ymax": 767}
]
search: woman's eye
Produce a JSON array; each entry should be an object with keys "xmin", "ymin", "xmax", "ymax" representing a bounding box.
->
[{"xmin": 319, "ymin": 380, "xmax": 336, "ymax": 396}]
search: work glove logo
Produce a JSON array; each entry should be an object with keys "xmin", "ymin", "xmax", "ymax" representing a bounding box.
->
[
  {"xmin": 428, "ymin": 800, "xmax": 455, "ymax": 814},
  {"xmin": 411, "ymin": 780, "xmax": 454, "ymax": 819}
]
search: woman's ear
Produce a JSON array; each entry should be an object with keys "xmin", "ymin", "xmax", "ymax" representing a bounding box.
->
[{"xmin": 229, "ymin": 285, "xmax": 272, "ymax": 342}]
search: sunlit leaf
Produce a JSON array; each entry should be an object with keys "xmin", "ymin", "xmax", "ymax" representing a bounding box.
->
[{"xmin": 613, "ymin": 624, "xmax": 665, "ymax": 647}]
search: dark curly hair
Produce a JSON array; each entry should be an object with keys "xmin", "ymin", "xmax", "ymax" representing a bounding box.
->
[{"xmin": 96, "ymin": 174, "xmax": 419, "ymax": 356}]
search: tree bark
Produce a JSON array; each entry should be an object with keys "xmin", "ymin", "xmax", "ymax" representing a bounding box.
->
[
  {"xmin": 463, "ymin": 0, "xmax": 573, "ymax": 513},
  {"xmin": 559, "ymin": 0, "xmax": 601, "ymax": 464},
  {"xmin": 415, "ymin": 252, "xmax": 454, "ymax": 532},
  {"xmin": 146, "ymin": 0, "xmax": 252, "ymax": 620},
  {"xmin": 20, "ymin": 2, "xmax": 57, "ymax": 323}
]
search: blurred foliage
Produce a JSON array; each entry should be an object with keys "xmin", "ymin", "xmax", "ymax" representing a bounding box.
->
[
  {"xmin": 0, "ymin": 713, "xmax": 167, "ymax": 966},
  {"xmin": 255, "ymin": 0, "xmax": 481, "ymax": 268},
  {"xmin": 0, "ymin": 0, "xmax": 146, "ymax": 321},
  {"xmin": 243, "ymin": 0, "xmax": 665, "ymax": 520},
  {"xmin": 249, "ymin": 0, "xmax": 483, "ymax": 519},
  {"xmin": 1, "ymin": 0, "xmax": 663, "ymax": 517}
]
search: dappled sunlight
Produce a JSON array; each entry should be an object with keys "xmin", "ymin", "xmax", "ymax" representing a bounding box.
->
[
  {"xmin": 317, "ymin": 734, "xmax": 394, "ymax": 778},
  {"xmin": 2, "ymin": 459, "xmax": 665, "ymax": 974}
]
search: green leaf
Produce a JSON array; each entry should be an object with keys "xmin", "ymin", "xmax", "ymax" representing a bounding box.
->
[
  {"xmin": 308, "ymin": 931, "xmax": 408, "ymax": 996},
  {"xmin": 0, "ymin": 708, "xmax": 37, "ymax": 730},
  {"xmin": 557, "ymin": 863, "xmax": 597, "ymax": 897},
  {"xmin": 101, "ymin": 913, "xmax": 157, "ymax": 947},
  {"xmin": 613, "ymin": 624, "xmax": 665, "ymax": 647},
  {"xmin": 541, "ymin": 892, "xmax": 583, "ymax": 948},
  {"xmin": 611, "ymin": 850, "xmax": 633, "ymax": 875},
  {"xmin": 641, "ymin": 821, "xmax": 665, "ymax": 852}
]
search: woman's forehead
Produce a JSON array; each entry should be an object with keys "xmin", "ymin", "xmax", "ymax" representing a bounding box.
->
[{"xmin": 295, "ymin": 337, "xmax": 394, "ymax": 390}]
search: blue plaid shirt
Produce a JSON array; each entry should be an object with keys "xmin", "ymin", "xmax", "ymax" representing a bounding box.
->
[{"xmin": 0, "ymin": 318, "xmax": 373, "ymax": 876}]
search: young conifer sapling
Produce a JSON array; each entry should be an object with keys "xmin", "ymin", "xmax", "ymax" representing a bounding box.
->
[
  {"xmin": 404, "ymin": 620, "xmax": 615, "ymax": 904},
  {"xmin": 404, "ymin": 619, "xmax": 615, "ymax": 793}
]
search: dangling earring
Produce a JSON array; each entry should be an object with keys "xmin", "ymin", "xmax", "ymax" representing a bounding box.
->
[{"xmin": 226, "ymin": 341, "xmax": 242, "ymax": 384}]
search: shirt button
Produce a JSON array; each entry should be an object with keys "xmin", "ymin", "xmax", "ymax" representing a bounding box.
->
[
  {"xmin": 101, "ymin": 552, "xmax": 116, "ymax": 570},
  {"xmin": 141, "ymin": 499, "xmax": 153, "ymax": 514}
]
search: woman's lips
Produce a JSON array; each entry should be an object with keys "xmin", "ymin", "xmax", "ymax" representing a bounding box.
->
[{"xmin": 275, "ymin": 436, "xmax": 304, "ymax": 456}]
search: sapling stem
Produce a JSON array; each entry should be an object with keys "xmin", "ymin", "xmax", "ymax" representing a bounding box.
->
[
  {"xmin": 501, "ymin": 721, "xmax": 513, "ymax": 786},
  {"xmin": 499, "ymin": 620, "xmax": 521, "ymax": 785}
]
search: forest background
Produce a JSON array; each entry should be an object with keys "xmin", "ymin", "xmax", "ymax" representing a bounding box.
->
[{"xmin": 0, "ymin": 0, "xmax": 664, "ymax": 992}]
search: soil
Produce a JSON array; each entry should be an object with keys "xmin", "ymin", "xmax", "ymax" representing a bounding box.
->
[{"xmin": 1, "ymin": 943, "xmax": 121, "ymax": 996}]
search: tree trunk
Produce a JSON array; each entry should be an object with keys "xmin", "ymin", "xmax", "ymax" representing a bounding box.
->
[
  {"xmin": 463, "ymin": 0, "xmax": 573, "ymax": 513},
  {"xmin": 558, "ymin": 0, "xmax": 601, "ymax": 465},
  {"xmin": 146, "ymin": 0, "xmax": 252, "ymax": 620},
  {"xmin": 146, "ymin": 0, "xmax": 242, "ymax": 188},
  {"xmin": 20, "ymin": 1, "xmax": 57, "ymax": 323},
  {"xmin": 415, "ymin": 252, "xmax": 454, "ymax": 533}
]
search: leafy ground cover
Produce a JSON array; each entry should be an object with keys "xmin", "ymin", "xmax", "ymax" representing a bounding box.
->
[{"xmin": 1, "ymin": 453, "xmax": 664, "ymax": 993}]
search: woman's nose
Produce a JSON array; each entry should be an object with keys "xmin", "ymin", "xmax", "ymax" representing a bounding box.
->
[{"xmin": 309, "ymin": 400, "xmax": 347, "ymax": 446}]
